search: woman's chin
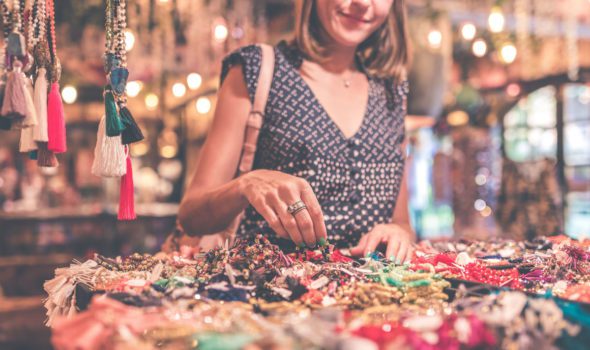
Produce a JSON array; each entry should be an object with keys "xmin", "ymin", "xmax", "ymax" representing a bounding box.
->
[{"xmin": 330, "ymin": 33, "xmax": 370, "ymax": 49}]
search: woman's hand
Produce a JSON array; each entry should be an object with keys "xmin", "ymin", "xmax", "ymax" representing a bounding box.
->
[
  {"xmin": 349, "ymin": 223, "xmax": 415, "ymax": 264},
  {"xmin": 238, "ymin": 169, "xmax": 328, "ymax": 248}
]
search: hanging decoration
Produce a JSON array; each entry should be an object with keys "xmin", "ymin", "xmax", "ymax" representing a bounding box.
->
[
  {"xmin": 0, "ymin": 0, "xmax": 65, "ymax": 167},
  {"xmin": 92, "ymin": 0, "xmax": 144, "ymax": 221}
]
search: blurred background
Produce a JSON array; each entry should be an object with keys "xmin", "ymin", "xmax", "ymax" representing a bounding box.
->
[{"xmin": 0, "ymin": 0, "xmax": 589, "ymax": 348}]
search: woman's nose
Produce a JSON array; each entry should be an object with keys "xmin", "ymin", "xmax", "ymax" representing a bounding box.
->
[{"xmin": 349, "ymin": 0, "xmax": 371, "ymax": 11}]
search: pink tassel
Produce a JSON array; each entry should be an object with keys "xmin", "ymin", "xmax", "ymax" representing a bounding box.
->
[
  {"xmin": 47, "ymin": 82, "xmax": 67, "ymax": 153},
  {"xmin": 118, "ymin": 152, "xmax": 136, "ymax": 221},
  {"xmin": 1, "ymin": 61, "xmax": 27, "ymax": 121}
]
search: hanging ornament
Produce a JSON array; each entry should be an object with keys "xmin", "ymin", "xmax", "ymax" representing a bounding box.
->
[
  {"xmin": 1, "ymin": 60, "xmax": 28, "ymax": 122},
  {"xmin": 91, "ymin": 115, "xmax": 126, "ymax": 177},
  {"xmin": 95, "ymin": 0, "xmax": 140, "ymax": 220},
  {"xmin": 45, "ymin": 0, "xmax": 66, "ymax": 154},
  {"xmin": 118, "ymin": 151, "xmax": 136, "ymax": 221},
  {"xmin": 120, "ymin": 106, "xmax": 144, "ymax": 144}
]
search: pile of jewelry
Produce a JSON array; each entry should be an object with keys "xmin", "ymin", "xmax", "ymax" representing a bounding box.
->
[
  {"xmin": 45, "ymin": 234, "xmax": 590, "ymax": 350},
  {"xmin": 414, "ymin": 235, "xmax": 590, "ymax": 303}
]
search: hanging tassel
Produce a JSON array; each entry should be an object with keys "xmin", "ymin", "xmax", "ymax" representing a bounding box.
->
[
  {"xmin": 37, "ymin": 142, "xmax": 59, "ymax": 167},
  {"xmin": 16, "ymin": 78, "xmax": 38, "ymax": 131},
  {"xmin": 104, "ymin": 89, "xmax": 124, "ymax": 137},
  {"xmin": 120, "ymin": 106, "xmax": 144, "ymax": 144},
  {"xmin": 47, "ymin": 82, "xmax": 67, "ymax": 153},
  {"xmin": 0, "ymin": 82, "xmax": 10, "ymax": 130},
  {"xmin": 1, "ymin": 61, "xmax": 27, "ymax": 122},
  {"xmin": 91, "ymin": 115, "xmax": 126, "ymax": 177},
  {"xmin": 34, "ymin": 67, "xmax": 49, "ymax": 142},
  {"xmin": 20, "ymin": 126, "xmax": 38, "ymax": 152},
  {"xmin": 29, "ymin": 150, "xmax": 38, "ymax": 160},
  {"xmin": 118, "ymin": 151, "xmax": 136, "ymax": 221}
]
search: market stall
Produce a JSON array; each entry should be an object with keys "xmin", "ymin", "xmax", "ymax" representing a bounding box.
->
[
  {"xmin": 44, "ymin": 235, "xmax": 590, "ymax": 350},
  {"xmin": 0, "ymin": 0, "xmax": 589, "ymax": 349}
]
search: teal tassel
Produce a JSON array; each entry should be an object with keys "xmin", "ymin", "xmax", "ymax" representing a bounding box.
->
[
  {"xmin": 105, "ymin": 89, "xmax": 124, "ymax": 137},
  {"xmin": 120, "ymin": 106, "xmax": 144, "ymax": 144},
  {"xmin": 29, "ymin": 150, "xmax": 38, "ymax": 160}
]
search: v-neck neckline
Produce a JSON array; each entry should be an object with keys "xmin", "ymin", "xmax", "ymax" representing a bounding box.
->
[{"xmin": 289, "ymin": 61, "xmax": 372, "ymax": 142}]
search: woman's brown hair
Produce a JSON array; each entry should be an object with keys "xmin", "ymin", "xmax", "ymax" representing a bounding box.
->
[{"xmin": 294, "ymin": 0, "xmax": 411, "ymax": 80}]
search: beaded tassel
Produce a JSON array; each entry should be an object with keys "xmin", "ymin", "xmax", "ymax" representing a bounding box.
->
[
  {"xmin": 104, "ymin": 88, "xmax": 124, "ymax": 137},
  {"xmin": 37, "ymin": 143, "xmax": 58, "ymax": 167},
  {"xmin": 46, "ymin": 82, "xmax": 66, "ymax": 153},
  {"xmin": 1, "ymin": 61, "xmax": 27, "ymax": 122},
  {"xmin": 120, "ymin": 106, "xmax": 144, "ymax": 144},
  {"xmin": 33, "ymin": 67, "xmax": 48, "ymax": 142},
  {"xmin": 91, "ymin": 115, "xmax": 126, "ymax": 177},
  {"xmin": 118, "ymin": 151, "xmax": 136, "ymax": 220}
]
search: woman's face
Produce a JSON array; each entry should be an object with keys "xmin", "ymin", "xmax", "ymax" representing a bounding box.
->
[{"xmin": 315, "ymin": 0, "xmax": 394, "ymax": 48}]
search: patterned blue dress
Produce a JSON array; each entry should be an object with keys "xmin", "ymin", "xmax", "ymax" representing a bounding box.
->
[{"xmin": 220, "ymin": 41, "xmax": 408, "ymax": 248}]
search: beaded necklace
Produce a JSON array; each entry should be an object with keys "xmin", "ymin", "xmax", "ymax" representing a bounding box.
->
[
  {"xmin": 0, "ymin": 1, "xmax": 12, "ymax": 39},
  {"xmin": 27, "ymin": 0, "xmax": 45, "ymax": 51},
  {"xmin": 104, "ymin": 0, "xmax": 129, "ymax": 100},
  {"xmin": 45, "ymin": 0, "xmax": 60, "ymax": 82}
]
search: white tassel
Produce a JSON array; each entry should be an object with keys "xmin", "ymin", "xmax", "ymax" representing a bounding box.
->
[
  {"xmin": 20, "ymin": 125, "xmax": 38, "ymax": 152},
  {"xmin": 34, "ymin": 67, "xmax": 48, "ymax": 142},
  {"xmin": 15, "ymin": 77, "xmax": 38, "ymax": 129},
  {"xmin": 91, "ymin": 115, "xmax": 127, "ymax": 177}
]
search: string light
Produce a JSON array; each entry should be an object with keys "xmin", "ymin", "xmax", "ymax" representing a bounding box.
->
[
  {"xmin": 506, "ymin": 83, "xmax": 521, "ymax": 97},
  {"xmin": 474, "ymin": 199, "xmax": 487, "ymax": 211},
  {"xmin": 447, "ymin": 110, "xmax": 469, "ymax": 126},
  {"xmin": 126, "ymin": 81, "xmax": 142, "ymax": 98},
  {"xmin": 427, "ymin": 29, "xmax": 442, "ymax": 49},
  {"xmin": 475, "ymin": 174, "xmax": 487, "ymax": 186},
  {"xmin": 172, "ymin": 83, "xmax": 186, "ymax": 98},
  {"xmin": 488, "ymin": 6, "xmax": 505, "ymax": 33},
  {"xmin": 187, "ymin": 73, "xmax": 202, "ymax": 90},
  {"xmin": 145, "ymin": 93, "xmax": 159, "ymax": 110},
  {"xmin": 500, "ymin": 43, "xmax": 517, "ymax": 64},
  {"xmin": 472, "ymin": 39, "xmax": 487, "ymax": 57},
  {"xmin": 461, "ymin": 23, "xmax": 476, "ymax": 41},
  {"xmin": 196, "ymin": 97, "xmax": 211, "ymax": 114},
  {"xmin": 213, "ymin": 18, "xmax": 228, "ymax": 42},
  {"xmin": 124, "ymin": 30, "xmax": 135, "ymax": 51},
  {"xmin": 481, "ymin": 206, "xmax": 493, "ymax": 217},
  {"xmin": 61, "ymin": 85, "xmax": 78, "ymax": 104}
]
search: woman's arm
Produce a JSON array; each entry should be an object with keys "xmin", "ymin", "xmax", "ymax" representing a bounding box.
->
[
  {"xmin": 178, "ymin": 65, "xmax": 327, "ymax": 247},
  {"xmin": 178, "ymin": 66, "xmax": 252, "ymax": 235}
]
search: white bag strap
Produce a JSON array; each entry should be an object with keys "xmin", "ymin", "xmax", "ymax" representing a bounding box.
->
[{"xmin": 238, "ymin": 44, "xmax": 275, "ymax": 174}]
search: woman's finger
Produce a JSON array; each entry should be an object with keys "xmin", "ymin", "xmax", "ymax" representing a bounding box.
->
[
  {"xmin": 252, "ymin": 200, "xmax": 289, "ymax": 239},
  {"xmin": 267, "ymin": 189, "xmax": 305, "ymax": 247},
  {"xmin": 363, "ymin": 230, "xmax": 384, "ymax": 257},
  {"xmin": 405, "ymin": 244, "xmax": 415, "ymax": 263},
  {"xmin": 349, "ymin": 234, "xmax": 369, "ymax": 256},
  {"xmin": 278, "ymin": 181, "xmax": 317, "ymax": 247},
  {"xmin": 396, "ymin": 240, "xmax": 409, "ymax": 264},
  {"xmin": 250, "ymin": 195, "xmax": 289, "ymax": 239},
  {"xmin": 386, "ymin": 236, "xmax": 401, "ymax": 262},
  {"xmin": 300, "ymin": 185, "xmax": 328, "ymax": 245},
  {"xmin": 292, "ymin": 207, "xmax": 317, "ymax": 248}
]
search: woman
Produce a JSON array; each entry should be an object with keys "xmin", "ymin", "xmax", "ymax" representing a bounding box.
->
[{"xmin": 179, "ymin": 0, "xmax": 415, "ymax": 263}]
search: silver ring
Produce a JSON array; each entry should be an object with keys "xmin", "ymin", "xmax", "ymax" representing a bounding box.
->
[{"xmin": 287, "ymin": 200, "xmax": 307, "ymax": 216}]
